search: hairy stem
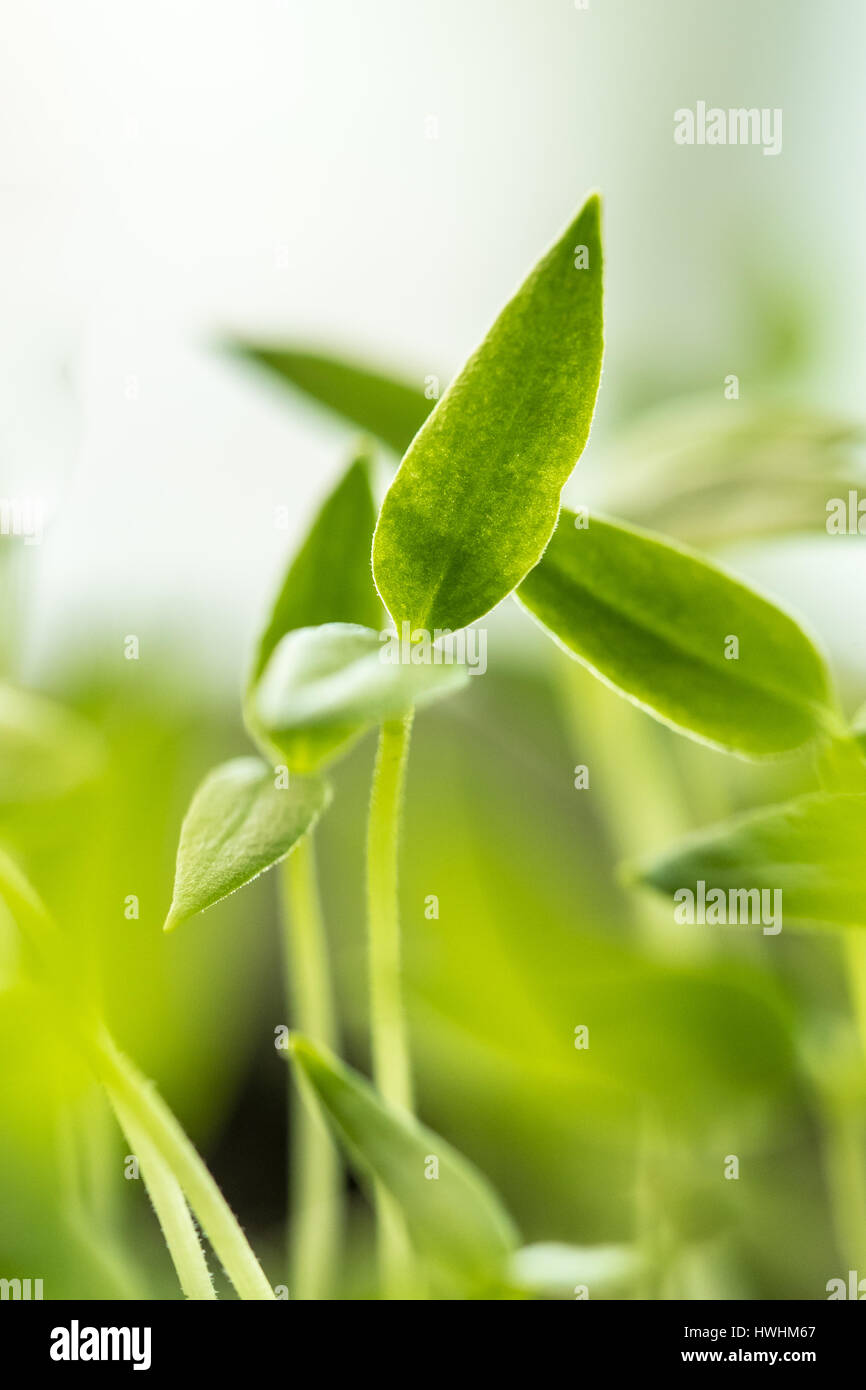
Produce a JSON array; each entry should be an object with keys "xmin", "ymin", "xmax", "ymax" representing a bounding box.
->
[
  {"xmin": 281, "ymin": 834, "xmax": 341, "ymax": 1299},
  {"xmin": 367, "ymin": 712, "xmax": 415, "ymax": 1294},
  {"xmin": 109, "ymin": 1095, "xmax": 216, "ymax": 1300},
  {"xmin": 89, "ymin": 1027, "xmax": 275, "ymax": 1300}
]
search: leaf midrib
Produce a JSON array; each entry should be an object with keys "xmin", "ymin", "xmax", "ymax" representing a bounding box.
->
[{"xmin": 521, "ymin": 561, "xmax": 831, "ymax": 734}]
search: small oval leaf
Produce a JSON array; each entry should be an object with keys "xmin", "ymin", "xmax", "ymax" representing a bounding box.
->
[
  {"xmin": 289, "ymin": 1034, "xmax": 518, "ymax": 1286},
  {"xmin": 373, "ymin": 194, "xmax": 604, "ymax": 634},
  {"xmin": 517, "ymin": 510, "xmax": 838, "ymax": 758},
  {"xmin": 632, "ymin": 792, "xmax": 866, "ymax": 931},
  {"xmin": 253, "ymin": 622, "xmax": 469, "ymax": 774},
  {"xmin": 164, "ymin": 757, "xmax": 330, "ymax": 931}
]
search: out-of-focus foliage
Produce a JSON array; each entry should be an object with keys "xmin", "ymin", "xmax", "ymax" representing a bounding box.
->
[
  {"xmin": 592, "ymin": 398, "xmax": 866, "ymax": 550},
  {"xmin": 635, "ymin": 793, "xmax": 866, "ymax": 931},
  {"xmin": 0, "ymin": 624, "xmax": 855, "ymax": 1299},
  {"xmin": 247, "ymin": 451, "xmax": 382, "ymax": 688},
  {"xmin": 231, "ymin": 346, "xmax": 431, "ymax": 457}
]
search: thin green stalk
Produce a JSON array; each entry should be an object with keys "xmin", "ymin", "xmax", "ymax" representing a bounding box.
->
[
  {"xmin": 819, "ymin": 1092, "xmax": 866, "ymax": 1276},
  {"xmin": 816, "ymin": 740, "xmax": 866, "ymax": 1062},
  {"xmin": 845, "ymin": 934, "xmax": 866, "ymax": 1065},
  {"xmin": 109, "ymin": 1095, "xmax": 216, "ymax": 1300},
  {"xmin": 367, "ymin": 712, "xmax": 415, "ymax": 1295},
  {"xmin": 89, "ymin": 1026, "xmax": 275, "ymax": 1301},
  {"xmin": 367, "ymin": 714, "xmax": 415, "ymax": 1108},
  {"xmin": 813, "ymin": 737, "xmax": 866, "ymax": 1268},
  {"xmin": 281, "ymin": 834, "xmax": 341, "ymax": 1299},
  {"xmin": 56, "ymin": 1104, "xmax": 146, "ymax": 1300}
]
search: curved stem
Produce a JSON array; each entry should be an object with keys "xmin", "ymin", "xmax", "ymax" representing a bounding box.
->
[
  {"xmin": 89, "ymin": 1027, "xmax": 275, "ymax": 1300},
  {"xmin": 109, "ymin": 1095, "xmax": 216, "ymax": 1300},
  {"xmin": 281, "ymin": 834, "xmax": 341, "ymax": 1299},
  {"xmin": 367, "ymin": 712, "xmax": 415, "ymax": 1294}
]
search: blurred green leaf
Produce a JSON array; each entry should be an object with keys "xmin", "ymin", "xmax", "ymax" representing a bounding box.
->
[
  {"xmin": 851, "ymin": 702, "xmax": 866, "ymax": 756},
  {"xmin": 0, "ymin": 844, "xmax": 56, "ymax": 962},
  {"xmin": 253, "ymin": 622, "xmax": 468, "ymax": 774},
  {"xmin": 595, "ymin": 397, "xmax": 865, "ymax": 549},
  {"xmin": 231, "ymin": 344, "xmax": 431, "ymax": 455},
  {"xmin": 165, "ymin": 756, "xmax": 330, "ymax": 931},
  {"xmin": 632, "ymin": 792, "xmax": 866, "ymax": 930},
  {"xmin": 508, "ymin": 1241, "xmax": 640, "ymax": 1298},
  {"xmin": 289, "ymin": 1034, "xmax": 518, "ymax": 1287},
  {"xmin": 0, "ymin": 683, "xmax": 104, "ymax": 804},
  {"xmin": 248, "ymin": 451, "xmax": 382, "ymax": 690},
  {"xmin": 517, "ymin": 510, "xmax": 838, "ymax": 758},
  {"xmin": 373, "ymin": 194, "xmax": 604, "ymax": 634}
]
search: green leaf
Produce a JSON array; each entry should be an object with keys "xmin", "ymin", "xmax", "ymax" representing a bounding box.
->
[
  {"xmin": 632, "ymin": 792, "xmax": 866, "ymax": 930},
  {"xmin": 0, "ymin": 844, "xmax": 57, "ymax": 959},
  {"xmin": 231, "ymin": 344, "xmax": 432, "ymax": 456},
  {"xmin": 852, "ymin": 703, "xmax": 866, "ymax": 756},
  {"xmin": 252, "ymin": 622, "xmax": 469, "ymax": 774},
  {"xmin": 596, "ymin": 397, "xmax": 866, "ymax": 550},
  {"xmin": 0, "ymin": 683, "xmax": 104, "ymax": 804},
  {"xmin": 248, "ymin": 451, "xmax": 382, "ymax": 689},
  {"xmin": 516, "ymin": 510, "xmax": 838, "ymax": 758},
  {"xmin": 373, "ymin": 193, "xmax": 604, "ymax": 634},
  {"xmin": 508, "ymin": 1242, "xmax": 640, "ymax": 1299},
  {"xmin": 164, "ymin": 757, "xmax": 330, "ymax": 931},
  {"xmin": 289, "ymin": 1034, "xmax": 518, "ymax": 1286}
]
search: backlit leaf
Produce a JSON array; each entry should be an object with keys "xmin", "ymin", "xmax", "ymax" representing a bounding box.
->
[
  {"xmin": 516, "ymin": 510, "xmax": 838, "ymax": 757},
  {"xmin": 253, "ymin": 622, "xmax": 468, "ymax": 774},
  {"xmin": 373, "ymin": 194, "xmax": 604, "ymax": 634}
]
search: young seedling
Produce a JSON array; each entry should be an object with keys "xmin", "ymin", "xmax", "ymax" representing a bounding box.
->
[
  {"xmin": 235, "ymin": 189, "xmax": 866, "ymax": 1296},
  {"xmin": 166, "ymin": 450, "xmax": 467, "ymax": 1296},
  {"xmin": 9, "ymin": 188, "xmax": 858, "ymax": 1297}
]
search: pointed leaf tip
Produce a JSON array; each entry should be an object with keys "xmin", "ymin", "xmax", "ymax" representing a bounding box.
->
[
  {"xmin": 165, "ymin": 757, "xmax": 330, "ymax": 930},
  {"xmin": 373, "ymin": 193, "xmax": 604, "ymax": 634},
  {"xmin": 289, "ymin": 1034, "xmax": 519, "ymax": 1288}
]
